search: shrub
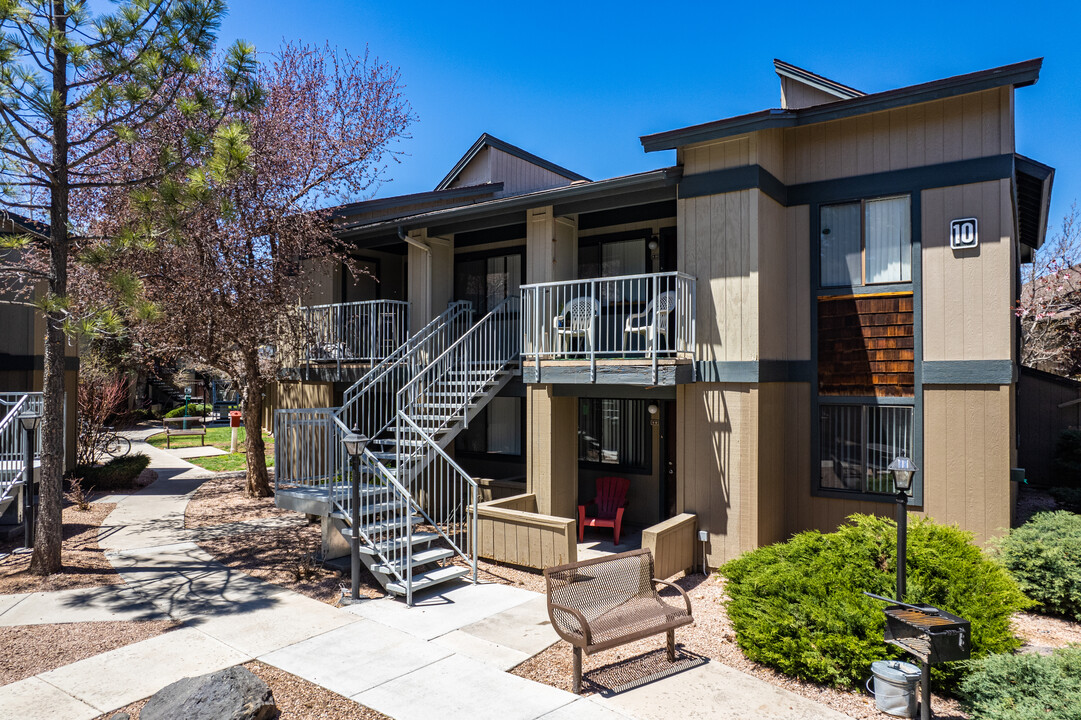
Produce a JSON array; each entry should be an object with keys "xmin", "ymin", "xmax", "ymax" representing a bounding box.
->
[
  {"xmin": 1052, "ymin": 428, "xmax": 1081, "ymax": 487},
  {"xmin": 720, "ymin": 514, "xmax": 1030, "ymax": 691},
  {"xmin": 163, "ymin": 403, "xmax": 212, "ymax": 419},
  {"xmin": 959, "ymin": 648, "xmax": 1081, "ymax": 720},
  {"xmin": 69, "ymin": 453, "xmax": 151, "ymax": 491},
  {"xmin": 993, "ymin": 511, "xmax": 1081, "ymax": 621},
  {"xmin": 1049, "ymin": 486, "xmax": 1081, "ymax": 513}
]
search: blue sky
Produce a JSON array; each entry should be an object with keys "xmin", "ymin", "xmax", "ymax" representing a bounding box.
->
[{"xmin": 218, "ymin": 0, "xmax": 1081, "ymax": 232}]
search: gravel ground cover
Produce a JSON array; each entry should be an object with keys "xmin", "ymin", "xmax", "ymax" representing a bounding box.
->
[
  {"xmin": 0, "ymin": 501, "xmax": 119, "ymax": 594},
  {"xmin": 510, "ymin": 570, "xmax": 968, "ymax": 719},
  {"xmin": 185, "ymin": 474, "xmax": 294, "ymax": 529},
  {"xmin": 1012, "ymin": 610, "xmax": 1081, "ymax": 649},
  {"xmin": 95, "ymin": 661, "xmax": 390, "ymax": 719},
  {"xmin": 0, "ymin": 620, "xmax": 181, "ymax": 687}
]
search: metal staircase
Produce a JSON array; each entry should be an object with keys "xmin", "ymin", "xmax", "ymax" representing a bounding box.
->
[
  {"xmin": 275, "ymin": 297, "xmax": 521, "ymax": 604},
  {"xmin": 0, "ymin": 393, "xmax": 41, "ymax": 522}
]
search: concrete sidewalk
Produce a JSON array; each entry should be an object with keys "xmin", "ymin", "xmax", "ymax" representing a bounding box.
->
[{"xmin": 0, "ymin": 432, "xmax": 850, "ymax": 720}]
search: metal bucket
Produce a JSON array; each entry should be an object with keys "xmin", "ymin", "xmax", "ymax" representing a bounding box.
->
[{"xmin": 869, "ymin": 660, "xmax": 921, "ymax": 718}]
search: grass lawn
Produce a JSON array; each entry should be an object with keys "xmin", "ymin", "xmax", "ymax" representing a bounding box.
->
[{"xmin": 146, "ymin": 426, "xmax": 274, "ymax": 473}]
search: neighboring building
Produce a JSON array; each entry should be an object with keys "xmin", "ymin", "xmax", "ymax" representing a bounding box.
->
[
  {"xmin": 0, "ymin": 212, "xmax": 79, "ymax": 469},
  {"xmin": 271, "ymin": 58, "xmax": 1054, "ymax": 595}
]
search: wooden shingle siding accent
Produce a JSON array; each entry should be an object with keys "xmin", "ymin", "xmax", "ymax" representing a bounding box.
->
[
  {"xmin": 781, "ymin": 88, "xmax": 1013, "ymax": 185},
  {"xmin": 675, "ymin": 383, "xmax": 758, "ymax": 566},
  {"xmin": 817, "ymin": 294, "xmax": 915, "ymax": 397},
  {"xmin": 921, "ymin": 179, "xmax": 1014, "ymax": 362}
]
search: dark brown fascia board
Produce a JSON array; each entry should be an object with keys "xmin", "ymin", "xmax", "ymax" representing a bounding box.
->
[
  {"xmin": 641, "ymin": 58, "xmax": 1043, "ymax": 152},
  {"xmin": 332, "ymin": 182, "xmax": 504, "ymax": 221},
  {"xmin": 435, "ymin": 132, "xmax": 589, "ymax": 191},
  {"xmin": 338, "ymin": 166, "xmax": 682, "ymax": 241},
  {"xmin": 773, "ymin": 59, "xmax": 865, "ymax": 100},
  {"xmin": 1015, "ymin": 153, "xmax": 1055, "ymax": 250},
  {"xmin": 0, "ymin": 210, "xmax": 49, "ymax": 237}
]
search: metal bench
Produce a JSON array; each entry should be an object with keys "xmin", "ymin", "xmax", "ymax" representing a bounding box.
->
[
  {"xmin": 162, "ymin": 417, "xmax": 207, "ymax": 449},
  {"xmin": 544, "ymin": 548, "xmax": 693, "ymax": 693}
]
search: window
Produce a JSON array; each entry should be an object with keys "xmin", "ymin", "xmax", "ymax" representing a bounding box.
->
[
  {"xmin": 458, "ymin": 397, "xmax": 522, "ymax": 456},
  {"xmin": 455, "ymin": 251, "xmax": 522, "ymax": 314},
  {"xmin": 578, "ymin": 399, "xmax": 650, "ymax": 470},
  {"xmin": 820, "ymin": 195, "xmax": 911, "ymax": 287},
  {"xmin": 579, "ymin": 237, "xmax": 647, "ymax": 280},
  {"xmin": 819, "ymin": 404, "xmax": 913, "ymax": 494}
]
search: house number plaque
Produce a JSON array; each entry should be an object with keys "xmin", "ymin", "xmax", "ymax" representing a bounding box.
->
[{"xmin": 950, "ymin": 217, "xmax": 978, "ymax": 249}]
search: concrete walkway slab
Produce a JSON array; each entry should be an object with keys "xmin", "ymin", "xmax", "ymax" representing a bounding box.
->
[
  {"xmin": 0, "ymin": 677, "xmax": 99, "ymax": 720},
  {"xmin": 432, "ymin": 628, "xmax": 531, "ymax": 671},
  {"xmin": 0, "ymin": 585, "xmax": 166, "ymax": 626},
  {"xmin": 459, "ymin": 595, "xmax": 559, "ymax": 656},
  {"xmin": 594, "ymin": 659, "xmax": 851, "ymax": 720},
  {"xmin": 38, "ymin": 627, "xmax": 249, "ymax": 713},
  {"xmin": 261, "ymin": 618, "xmax": 452, "ymax": 698},
  {"xmin": 0, "ymin": 592, "xmax": 28, "ymax": 618},
  {"xmin": 355, "ymin": 652, "xmax": 576, "ymax": 720},
  {"xmin": 345, "ymin": 581, "xmax": 540, "ymax": 640},
  {"xmin": 168, "ymin": 446, "xmax": 227, "ymax": 459},
  {"xmin": 539, "ymin": 698, "xmax": 637, "ymax": 720},
  {"xmin": 186, "ymin": 591, "xmax": 359, "ymax": 657}
]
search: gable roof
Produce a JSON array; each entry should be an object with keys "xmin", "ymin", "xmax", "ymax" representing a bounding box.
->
[
  {"xmin": 773, "ymin": 59, "xmax": 864, "ymax": 102},
  {"xmin": 0, "ymin": 210, "xmax": 48, "ymax": 237},
  {"xmin": 641, "ymin": 58, "xmax": 1043, "ymax": 152},
  {"xmin": 435, "ymin": 133, "xmax": 588, "ymax": 191}
]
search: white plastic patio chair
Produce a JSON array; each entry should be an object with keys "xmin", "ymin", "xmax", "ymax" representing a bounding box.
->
[
  {"xmin": 622, "ymin": 290, "xmax": 676, "ymax": 356},
  {"xmin": 553, "ymin": 297, "xmax": 599, "ymax": 356}
]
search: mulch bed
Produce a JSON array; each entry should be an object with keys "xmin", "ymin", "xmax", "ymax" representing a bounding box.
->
[
  {"xmin": 95, "ymin": 661, "xmax": 390, "ymax": 719},
  {"xmin": 0, "ymin": 501, "xmax": 120, "ymax": 594},
  {"xmin": 184, "ymin": 474, "xmax": 293, "ymax": 529},
  {"xmin": 0, "ymin": 620, "xmax": 181, "ymax": 687}
]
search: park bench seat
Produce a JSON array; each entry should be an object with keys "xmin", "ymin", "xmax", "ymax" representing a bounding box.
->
[
  {"xmin": 162, "ymin": 417, "xmax": 207, "ymax": 448},
  {"xmin": 544, "ymin": 548, "xmax": 693, "ymax": 693}
]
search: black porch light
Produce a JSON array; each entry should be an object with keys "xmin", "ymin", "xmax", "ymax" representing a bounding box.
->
[
  {"xmin": 888, "ymin": 455, "xmax": 918, "ymax": 602},
  {"xmin": 18, "ymin": 410, "xmax": 41, "ymax": 432},
  {"xmin": 342, "ymin": 428, "xmax": 369, "ymax": 458}
]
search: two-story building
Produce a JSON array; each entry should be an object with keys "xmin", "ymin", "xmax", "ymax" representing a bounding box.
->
[{"xmin": 270, "ymin": 58, "xmax": 1053, "ymax": 599}]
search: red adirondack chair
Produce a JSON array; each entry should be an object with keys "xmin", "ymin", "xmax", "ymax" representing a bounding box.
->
[{"xmin": 578, "ymin": 476, "xmax": 630, "ymax": 545}]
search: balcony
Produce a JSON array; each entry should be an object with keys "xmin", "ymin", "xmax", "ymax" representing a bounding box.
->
[
  {"xmin": 521, "ymin": 272, "xmax": 696, "ymax": 385},
  {"xmin": 298, "ymin": 300, "xmax": 410, "ymax": 379}
]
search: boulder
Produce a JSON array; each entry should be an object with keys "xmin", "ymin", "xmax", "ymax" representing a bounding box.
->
[{"xmin": 141, "ymin": 666, "xmax": 278, "ymax": 720}]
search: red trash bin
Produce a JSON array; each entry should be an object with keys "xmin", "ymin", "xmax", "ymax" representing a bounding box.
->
[{"xmin": 229, "ymin": 410, "xmax": 242, "ymax": 428}]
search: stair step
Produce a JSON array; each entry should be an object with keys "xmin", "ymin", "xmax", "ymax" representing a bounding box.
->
[
  {"xmin": 385, "ymin": 565, "xmax": 471, "ymax": 596},
  {"xmin": 338, "ymin": 515, "xmax": 421, "ymax": 537},
  {"xmin": 372, "ymin": 547, "xmax": 455, "ymax": 575},
  {"xmin": 358, "ymin": 531, "xmax": 440, "ymax": 556},
  {"xmin": 328, "ymin": 499, "xmax": 408, "ymax": 519}
]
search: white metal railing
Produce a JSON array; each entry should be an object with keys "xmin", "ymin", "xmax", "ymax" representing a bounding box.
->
[
  {"xmin": 301, "ymin": 300, "xmax": 410, "ymax": 371},
  {"xmin": 273, "ymin": 407, "xmax": 342, "ymax": 493},
  {"xmin": 0, "ymin": 393, "xmax": 40, "ymax": 508},
  {"xmin": 337, "ymin": 301, "xmax": 472, "ymax": 440},
  {"xmin": 521, "ymin": 272, "xmax": 696, "ymax": 383}
]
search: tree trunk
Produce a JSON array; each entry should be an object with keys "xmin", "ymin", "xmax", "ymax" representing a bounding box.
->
[
  {"xmin": 242, "ymin": 353, "xmax": 271, "ymax": 498},
  {"xmin": 30, "ymin": 0, "xmax": 70, "ymax": 576}
]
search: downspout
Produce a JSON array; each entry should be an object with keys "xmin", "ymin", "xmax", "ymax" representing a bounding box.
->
[{"xmin": 398, "ymin": 226, "xmax": 430, "ymax": 255}]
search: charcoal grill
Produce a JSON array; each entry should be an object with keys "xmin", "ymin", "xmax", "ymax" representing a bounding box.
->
[{"xmin": 866, "ymin": 593, "xmax": 971, "ymax": 719}]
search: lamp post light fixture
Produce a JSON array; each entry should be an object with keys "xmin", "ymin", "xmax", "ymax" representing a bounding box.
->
[
  {"xmin": 17, "ymin": 410, "xmax": 41, "ymax": 549},
  {"xmin": 341, "ymin": 425, "xmax": 370, "ymax": 602},
  {"xmin": 888, "ymin": 455, "xmax": 918, "ymax": 602}
]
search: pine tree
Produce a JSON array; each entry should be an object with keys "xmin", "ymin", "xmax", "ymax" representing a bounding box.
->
[{"xmin": 0, "ymin": 0, "xmax": 259, "ymax": 574}]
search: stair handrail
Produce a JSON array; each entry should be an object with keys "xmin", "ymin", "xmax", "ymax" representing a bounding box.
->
[
  {"xmin": 0, "ymin": 394, "xmax": 30, "ymax": 505},
  {"xmin": 337, "ymin": 301, "xmax": 472, "ymax": 439},
  {"xmin": 395, "ymin": 410, "xmax": 479, "ymax": 602},
  {"xmin": 394, "ymin": 295, "xmax": 520, "ymax": 439}
]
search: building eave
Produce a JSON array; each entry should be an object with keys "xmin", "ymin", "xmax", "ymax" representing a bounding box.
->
[
  {"xmin": 641, "ymin": 58, "xmax": 1043, "ymax": 152},
  {"xmin": 435, "ymin": 133, "xmax": 589, "ymax": 191}
]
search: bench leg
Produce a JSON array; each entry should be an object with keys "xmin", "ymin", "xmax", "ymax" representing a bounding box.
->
[
  {"xmin": 573, "ymin": 646, "xmax": 582, "ymax": 694},
  {"xmin": 667, "ymin": 629, "xmax": 675, "ymax": 662}
]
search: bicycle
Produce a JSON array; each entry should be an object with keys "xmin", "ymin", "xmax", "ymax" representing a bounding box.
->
[{"xmin": 85, "ymin": 425, "xmax": 131, "ymax": 460}]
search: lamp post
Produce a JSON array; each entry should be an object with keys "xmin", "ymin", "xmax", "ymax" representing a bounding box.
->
[
  {"xmin": 18, "ymin": 410, "xmax": 41, "ymax": 549},
  {"xmin": 888, "ymin": 455, "xmax": 918, "ymax": 602},
  {"xmin": 342, "ymin": 425, "xmax": 369, "ymax": 602}
]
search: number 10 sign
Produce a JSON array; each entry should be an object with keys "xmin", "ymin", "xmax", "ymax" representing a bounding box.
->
[{"xmin": 950, "ymin": 217, "xmax": 978, "ymax": 249}]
